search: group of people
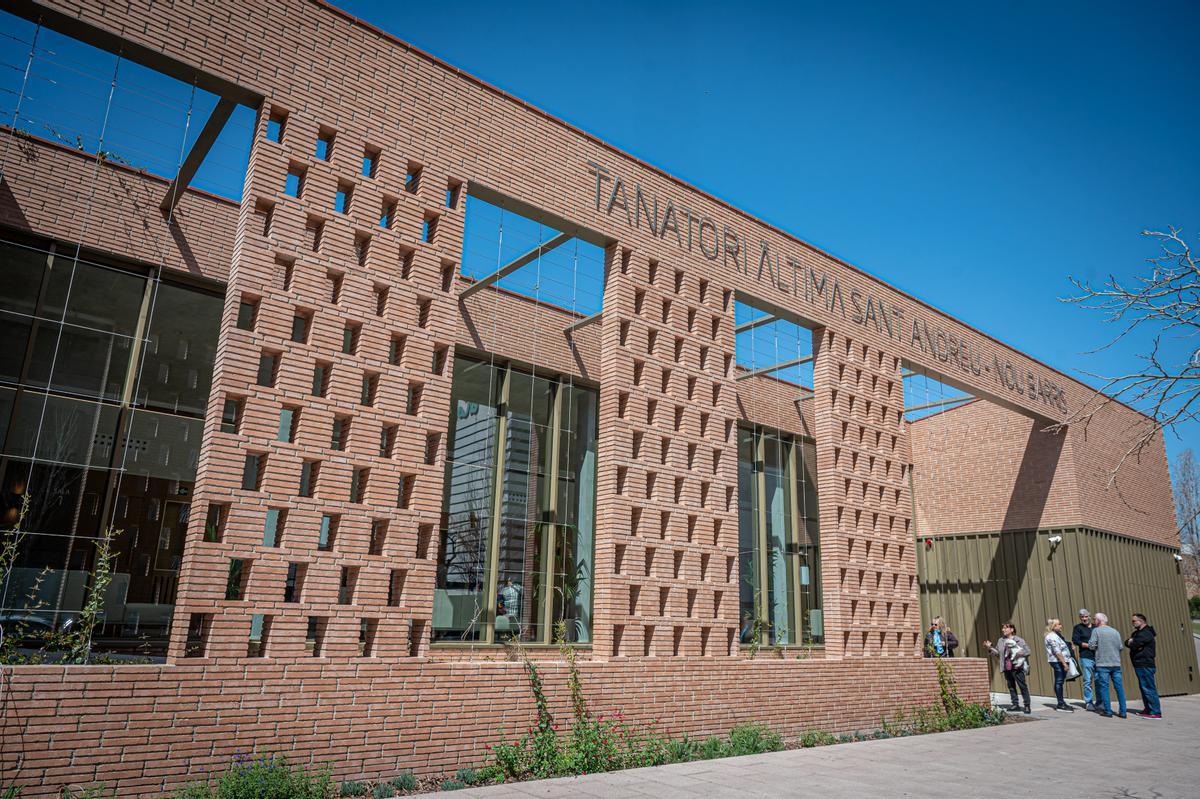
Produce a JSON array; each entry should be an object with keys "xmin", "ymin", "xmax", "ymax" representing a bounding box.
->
[{"xmin": 923, "ymin": 610, "xmax": 1161, "ymax": 718}]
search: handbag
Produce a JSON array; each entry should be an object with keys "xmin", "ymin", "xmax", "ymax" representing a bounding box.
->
[{"xmin": 1065, "ymin": 656, "xmax": 1080, "ymax": 681}]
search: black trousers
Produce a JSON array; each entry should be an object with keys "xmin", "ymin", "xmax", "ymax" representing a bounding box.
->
[{"xmin": 1004, "ymin": 668, "xmax": 1031, "ymax": 708}]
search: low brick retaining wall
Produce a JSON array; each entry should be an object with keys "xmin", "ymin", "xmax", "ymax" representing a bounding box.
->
[{"xmin": 1, "ymin": 656, "xmax": 987, "ymax": 797}]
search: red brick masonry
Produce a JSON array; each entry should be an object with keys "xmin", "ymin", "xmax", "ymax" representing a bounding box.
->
[
  {"xmin": 1, "ymin": 657, "xmax": 988, "ymax": 796},
  {"xmin": 0, "ymin": 0, "xmax": 1176, "ymax": 794}
]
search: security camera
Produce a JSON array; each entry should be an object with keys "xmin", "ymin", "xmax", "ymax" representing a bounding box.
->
[
  {"xmin": 1174, "ymin": 553, "xmax": 1184, "ymax": 562},
  {"xmin": 1048, "ymin": 535, "xmax": 1063, "ymax": 545}
]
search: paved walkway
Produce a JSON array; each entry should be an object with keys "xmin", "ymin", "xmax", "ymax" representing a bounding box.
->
[{"xmin": 426, "ymin": 695, "xmax": 1200, "ymax": 798}]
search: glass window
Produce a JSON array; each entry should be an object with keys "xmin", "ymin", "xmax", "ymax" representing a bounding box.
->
[
  {"xmin": 737, "ymin": 426, "xmax": 823, "ymax": 647},
  {"xmin": 433, "ymin": 358, "xmax": 499, "ymax": 643},
  {"xmin": 40, "ymin": 258, "xmax": 144, "ymax": 337},
  {"xmin": 433, "ymin": 356, "xmax": 596, "ymax": 645},
  {"xmin": 24, "ymin": 318, "xmax": 135, "ymax": 402},
  {"xmin": 0, "ymin": 240, "xmax": 221, "ymax": 661},
  {"xmin": 135, "ymin": 283, "xmax": 221, "ymax": 417}
]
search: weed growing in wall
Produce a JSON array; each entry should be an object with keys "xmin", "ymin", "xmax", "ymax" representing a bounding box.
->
[{"xmin": 880, "ymin": 659, "xmax": 1006, "ymax": 736}]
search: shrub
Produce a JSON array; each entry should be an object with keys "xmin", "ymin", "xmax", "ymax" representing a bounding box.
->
[
  {"xmin": 799, "ymin": 730, "xmax": 837, "ymax": 748},
  {"xmin": 174, "ymin": 755, "xmax": 333, "ymax": 799},
  {"xmin": 340, "ymin": 781, "xmax": 368, "ymax": 797},
  {"xmin": 388, "ymin": 773, "xmax": 417, "ymax": 791},
  {"xmin": 1189, "ymin": 595, "xmax": 1200, "ymax": 618},
  {"xmin": 664, "ymin": 736, "xmax": 699, "ymax": 764},
  {"xmin": 439, "ymin": 780, "xmax": 466, "ymax": 791},
  {"xmin": 370, "ymin": 784, "xmax": 395, "ymax": 798},
  {"xmin": 726, "ymin": 723, "xmax": 783, "ymax": 756},
  {"xmin": 454, "ymin": 769, "xmax": 477, "ymax": 786},
  {"xmin": 697, "ymin": 735, "xmax": 728, "ymax": 760}
]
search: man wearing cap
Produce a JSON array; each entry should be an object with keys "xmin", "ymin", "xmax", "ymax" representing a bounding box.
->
[{"xmin": 1072, "ymin": 608, "xmax": 1097, "ymax": 711}]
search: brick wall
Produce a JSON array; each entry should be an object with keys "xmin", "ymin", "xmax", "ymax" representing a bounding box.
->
[
  {"xmin": 0, "ymin": 0, "xmax": 1178, "ymax": 794},
  {"xmin": 910, "ymin": 399, "xmax": 1176, "ymax": 546},
  {"xmin": 1, "ymin": 657, "xmax": 988, "ymax": 797},
  {"xmin": 14, "ymin": 0, "xmax": 1132, "ymax": 425},
  {"xmin": 0, "ymin": 129, "xmax": 236, "ymax": 282}
]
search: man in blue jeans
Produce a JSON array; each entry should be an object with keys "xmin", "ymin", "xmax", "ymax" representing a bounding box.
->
[
  {"xmin": 1088, "ymin": 612, "xmax": 1127, "ymax": 718},
  {"xmin": 1072, "ymin": 608, "xmax": 1097, "ymax": 710},
  {"xmin": 1126, "ymin": 613, "xmax": 1161, "ymax": 719}
]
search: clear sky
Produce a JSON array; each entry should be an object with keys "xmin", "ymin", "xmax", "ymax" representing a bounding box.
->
[
  {"xmin": 2, "ymin": 2, "xmax": 1197, "ymax": 467},
  {"xmin": 331, "ymin": 0, "xmax": 1200, "ymax": 464}
]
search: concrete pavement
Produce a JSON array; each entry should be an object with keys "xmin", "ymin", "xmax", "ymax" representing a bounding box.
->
[{"xmin": 426, "ymin": 695, "xmax": 1200, "ymax": 798}]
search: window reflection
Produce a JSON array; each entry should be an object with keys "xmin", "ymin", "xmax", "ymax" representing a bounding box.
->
[
  {"xmin": 738, "ymin": 426, "xmax": 823, "ymax": 647},
  {"xmin": 433, "ymin": 356, "xmax": 596, "ymax": 645},
  {"xmin": 0, "ymin": 239, "xmax": 221, "ymax": 661}
]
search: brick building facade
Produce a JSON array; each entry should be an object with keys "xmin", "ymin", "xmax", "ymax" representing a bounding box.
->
[{"xmin": 0, "ymin": 1, "xmax": 1191, "ymax": 795}]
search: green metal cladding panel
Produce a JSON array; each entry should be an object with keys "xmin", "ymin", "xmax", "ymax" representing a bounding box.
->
[{"xmin": 916, "ymin": 528, "xmax": 1197, "ymax": 700}]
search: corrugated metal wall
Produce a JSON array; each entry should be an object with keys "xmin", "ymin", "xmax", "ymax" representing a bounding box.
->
[{"xmin": 917, "ymin": 527, "xmax": 1197, "ymax": 700}]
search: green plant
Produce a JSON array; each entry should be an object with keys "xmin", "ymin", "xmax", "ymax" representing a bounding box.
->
[
  {"xmin": 339, "ymin": 781, "xmax": 367, "ymax": 797},
  {"xmin": 743, "ymin": 590, "xmax": 771, "ymax": 658},
  {"xmin": 556, "ymin": 620, "xmax": 588, "ymax": 723},
  {"xmin": 64, "ymin": 526, "xmax": 117, "ymax": 664},
  {"xmin": 472, "ymin": 764, "xmax": 504, "ymax": 785},
  {"xmin": 3, "ymin": 784, "xmax": 21, "ymax": 799},
  {"xmin": 1189, "ymin": 595, "xmax": 1200, "ymax": 618},
  {"xmin": 388, "ymin": 772, "xmax": 416, "ymax": 791},
  {"xmin": 879, "ymin": 661, "xmax": 1006, "ymax": 737},
  {"xmin": 173, "ymin": 755, "xmax": 332, "ymax": 799},
  {"xmin": 453, "ymin": 768, "xmax": 477, "ymax": 786},
  {"xmin": 439, "ymin": 780, "xmax": 465, "ymax": 791},
  {"xmin": 799, "ymin": 730, "xmax": 837, "ymax": 748},
  {"xmin": 697, "ymin": 735, "xmax": 727, "ymax": 760},
  {"xmin": 370, "ymin": 783, "xmax": 394, "ymax": 798},
  {"xmin": 664, "ymin": 736, "xmax": 698, "ymax": 763},
  {"xmin": 726, "ymin": 723, "xmax": 783, "ymax": 756},
  {"xmin": 1, "ymin": 498, "xmax": 121, "ymax": 666}
]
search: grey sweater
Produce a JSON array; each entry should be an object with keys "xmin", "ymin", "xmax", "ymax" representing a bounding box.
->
[{"xmin": 1088, "ymin": 625, "xmax": 1124, "ymax": 667}]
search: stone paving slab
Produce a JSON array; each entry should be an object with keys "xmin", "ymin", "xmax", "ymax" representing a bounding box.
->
[{"xmin": 423, "ymin": 695, "xmax": 1200, "ymax": 798}]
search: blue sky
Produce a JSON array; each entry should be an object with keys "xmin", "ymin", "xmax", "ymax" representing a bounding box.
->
[
  {"xmin": 332, "ymin": 0, "xmax": 1200, "ymax": 463},
  {"xmin": 3, "ymin": 3, "xmax": 1197, "ymax": 467}
]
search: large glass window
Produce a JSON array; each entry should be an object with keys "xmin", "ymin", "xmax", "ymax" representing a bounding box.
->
[
  {"xmin": 433, "ymin": 356, "xmax": 596, "ymax": 645},
  {"xmin": 738, "ymin": 426, "xmax": 823, "ymax": 647},
  {"xmin": 0, "ymin": 238, "xmax": 221, "ymax": 661}
]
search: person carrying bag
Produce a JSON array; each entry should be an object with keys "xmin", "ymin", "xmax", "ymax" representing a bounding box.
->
[{"xmin": 1045, "ymin": 619, "xmax": 1076, "ymax": 712}]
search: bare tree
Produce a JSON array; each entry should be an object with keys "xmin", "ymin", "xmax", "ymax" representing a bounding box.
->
[
  {"xmin": 1054, "ymin": 227, "xmax": 1200, "ymax": 482},
  {"xmin": 1174, "ymin": 449, "xmax": 1200, "ymax": 595}
]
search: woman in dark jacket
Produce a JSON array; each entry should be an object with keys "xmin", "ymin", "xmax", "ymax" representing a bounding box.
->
[{"xmin": 923, "ymin": 616, "xmax": 959, "ymax": 658}]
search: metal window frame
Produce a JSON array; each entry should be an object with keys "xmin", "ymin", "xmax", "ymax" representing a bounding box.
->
[
  {"xmin": 745, "ymin": 426, "xmax": 822, "ymax": 648},
  {"xmin": 445, "ymin": 359, "xmax": 590, "ymax": 646}
]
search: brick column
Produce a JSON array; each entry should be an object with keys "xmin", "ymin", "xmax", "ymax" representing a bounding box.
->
[
  {"xmin": 591, "ymin": 250, "xmax": 740, "ymax": 659},
  {"xmin": 173, "ymin": 100, "xmax": 462, "ymax": 661},
  {"xmin": 811, "ymin": 327, "xmax": 920, "ymax": 659}
]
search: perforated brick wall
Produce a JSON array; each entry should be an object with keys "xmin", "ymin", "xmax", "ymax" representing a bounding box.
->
[
  {"xmin": 0, "ymin": 0, "xmax": 1180, "ymax": 794},
  {"xmin": 812, "ymin": 331, "xmax": 920, "ymax": 658}
]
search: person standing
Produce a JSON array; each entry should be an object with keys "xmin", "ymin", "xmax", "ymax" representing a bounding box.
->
[
  {"xmin": 1126, "ymin": 613, "xmax": 1161, "ymax": 719},
  {"xmin": 1044, "ymin": 619, "xmax": 1075, "ymax": 712},
  {"xmin": 1088, "ymin": 612, "xmax": 1127, "ymax": 718},
  {"xmin": 1072, "ymin": 608, "xmax": 1097, "ymax": 710},
  {"xmin": 984, "ymin": 623, "xmax": 1031, "ymax": 714},
  {"xmin": 923, "ymin": 616, "xmax": 959, "ymax": 658}
]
